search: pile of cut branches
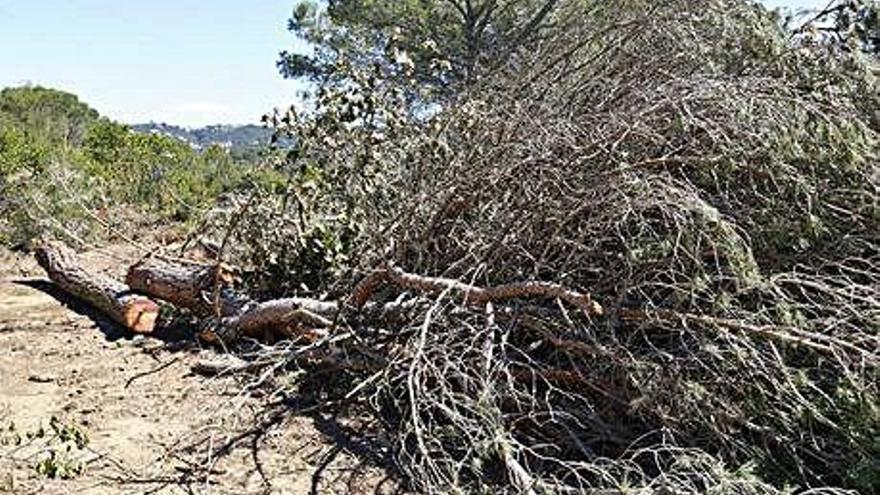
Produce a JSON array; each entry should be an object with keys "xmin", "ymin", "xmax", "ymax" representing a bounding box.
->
[{"xmin": 34, "ymin": 0, "xmax": 879, "ymax": 494}]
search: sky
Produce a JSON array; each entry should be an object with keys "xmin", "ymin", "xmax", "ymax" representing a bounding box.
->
[{"xmin": 0, "ymin": 0, "xmax": 823, "ymax": 128}]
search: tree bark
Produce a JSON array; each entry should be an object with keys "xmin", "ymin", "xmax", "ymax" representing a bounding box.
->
[
  {"xmin": 207, "ymin": 298, "xmax": 335, "ymax": 343},
  {"xmin": 126, "ymin": 257, "xmax": 248, "ymax": 318},
  {"xmin": 126, "ymin": 259, "xmax": 340, "ymax": 342},
  {"xmin": 35, "ymin": 241, "xmax": 160, "ymax": 334}
]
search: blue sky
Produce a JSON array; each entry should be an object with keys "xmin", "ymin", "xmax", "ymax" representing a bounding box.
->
[{"xmin": 0, "ymin": 0, "xmax": 821, "ymax": 127}]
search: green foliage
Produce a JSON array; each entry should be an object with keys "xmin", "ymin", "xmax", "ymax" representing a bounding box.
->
[
  {"xmin": 48, "ymin": 416, "xmax": 89, "ymax": 450},
  {"xmin": 1, "ymin": 417, "xmax": 90, "ymax": 481},
  {"xmin": 0, "ymin": 125, "xmax": 49, "ymax": 176},
  {"xmin": 0, "ymin": 85, "xmax": 281, "ymax": 248},
  {"xmin": 33, "ymin": 417, "xmax": 89, "ymax": 480},
  {"xmin": 78, "ymin": 121, "xmax": 280, "ymax": 221},
  {"xmin": 0, "ymin": 86, "xmax": 98, "ymax": 147},
  {"xmin": 279, "ymin": 0, "xmax": 563, "ymax": 95},
  {"xmin": 225, "ymin": 48, "xmax": 428, "ymax": 296},
  {"xmin": 198, "ymin": 187, "xmax": 358, "ymax": 298}
]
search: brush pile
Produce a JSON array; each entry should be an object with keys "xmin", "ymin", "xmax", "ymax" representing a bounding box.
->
[
  {"xmin": 352, "ymin": 2, "xmax": 880, "ymax": 492},
  {"xmin": 37, "ymin": 0, "xmax": 879, "ymax": 493}
]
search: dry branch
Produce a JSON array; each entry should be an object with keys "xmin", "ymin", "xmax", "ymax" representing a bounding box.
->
[
  {"xmin": 35, "ymin": 241, "xmax": 160, "ymax": 334},
  {"xmin": 618, "ymin": 308, "xmax": 878, "ymax": 360},
  {"xmin": 350, "ymin": 262, "xmax": 603, "ymax": 315},
  {"xmin": 201, "ymin": 298, "xmax": 335, "ymax": 343},
  {"xmin": 384, "ymin": 262, "xmax": 604, "ymax": 315}
]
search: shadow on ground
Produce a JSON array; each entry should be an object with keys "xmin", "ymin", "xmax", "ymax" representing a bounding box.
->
[
  {"xmin": 12, "ymin": 278, "xmax": 406, "ymax": 494},
  {"xmin": 169, "ymin": 367, "xmax": 408, "ymax": 494},
  {"xmin": 14, "ymin": 278, "xmax": 195, "ymax": 344}
]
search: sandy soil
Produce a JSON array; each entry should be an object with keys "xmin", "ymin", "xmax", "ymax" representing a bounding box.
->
[{"xmin": 0, "ymin": 246, "xmax": 398, "ymax": 494}]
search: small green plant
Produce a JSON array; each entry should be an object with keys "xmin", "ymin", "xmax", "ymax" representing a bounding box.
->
[
  {"xmin": 29, "ymin": 417, "xmax": 89, "ymax": 480},
  {"xmin": 34, "ymin": 449, "xmax": 85, "ymax": 480},
  {"xmin": 0, "ymin": 421, "xmax": 21, "ymax": 447}
]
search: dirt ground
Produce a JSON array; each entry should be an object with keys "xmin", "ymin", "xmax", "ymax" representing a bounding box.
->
[{"xmin": 0, "ymin": 245, "xmax": 399, "ymax": 495}]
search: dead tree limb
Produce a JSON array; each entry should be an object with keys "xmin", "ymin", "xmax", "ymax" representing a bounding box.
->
[
  {"xmin": 126, "ymin": 256, "xmax": 601, "ymax": 344},
  {"xmin": 127, "ymin": 258, "xmax": 342, "ymax": 318},
  {"xmin": 126, "ymin": 259, "xmax": 342, "ymax": 342},
  {"xmin": 207, "ymin": 298, "xmax": 335, "ymax": 343},
  {"xmin": 356, "ymin": 262, "xmax": 604, "ymax": 315},
  {"xmin": 386, "ymin": 263, "xmax": 604, "ymax": 315},
  {"xmin": 35, "ymin": 241, "xmax": 160, "ymax": 334}
]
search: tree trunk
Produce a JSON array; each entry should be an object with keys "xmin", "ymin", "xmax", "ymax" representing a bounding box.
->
[
  {"xmin": 126, "ymin": 259, "xmax": 339, "ymax": 342},
  {"xmin": 35, "ymin": 241, "xmax": 160, "ymax": 334},
  {"xmin": 126, "ymin": 257, "xmax": 248, "ymax": 318}
]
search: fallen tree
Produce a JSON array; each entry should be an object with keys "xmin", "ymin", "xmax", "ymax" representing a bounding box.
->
[
  {"xmin": 35, "ymin": 239, "xmax": 604, "ymax": 350},
  {"xmin": 35, "ymin": 241, "xmax": 160, "ymax": 334},
  {"xmin": 122, "ymin": 256, "xmax": 603, "ymax": 344},
  {"xmin": 26, "ymin": 0, "xmax": 880, "ymax": 492}
]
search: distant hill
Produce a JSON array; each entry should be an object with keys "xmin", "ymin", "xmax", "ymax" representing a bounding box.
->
[{"xmin": 131, "ymin": 122, "xmax": 273, "ymax": 151}]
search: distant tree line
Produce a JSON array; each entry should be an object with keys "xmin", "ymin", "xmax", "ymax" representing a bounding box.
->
[{"xmin": 0, "ymin": 86, "xmax": 283, "ymax": 248}]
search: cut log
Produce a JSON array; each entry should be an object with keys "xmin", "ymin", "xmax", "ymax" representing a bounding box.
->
[
  {"xmin": 35, "ymin": 241, "xmax": 160, "ymax": 334},
  {"xmin": 127, "ymin": 258, "xmax": 347, "ymax": 319},
  {"xmin": 126, "ymin": 257, "xmax": 248, "ymax": 318}
]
